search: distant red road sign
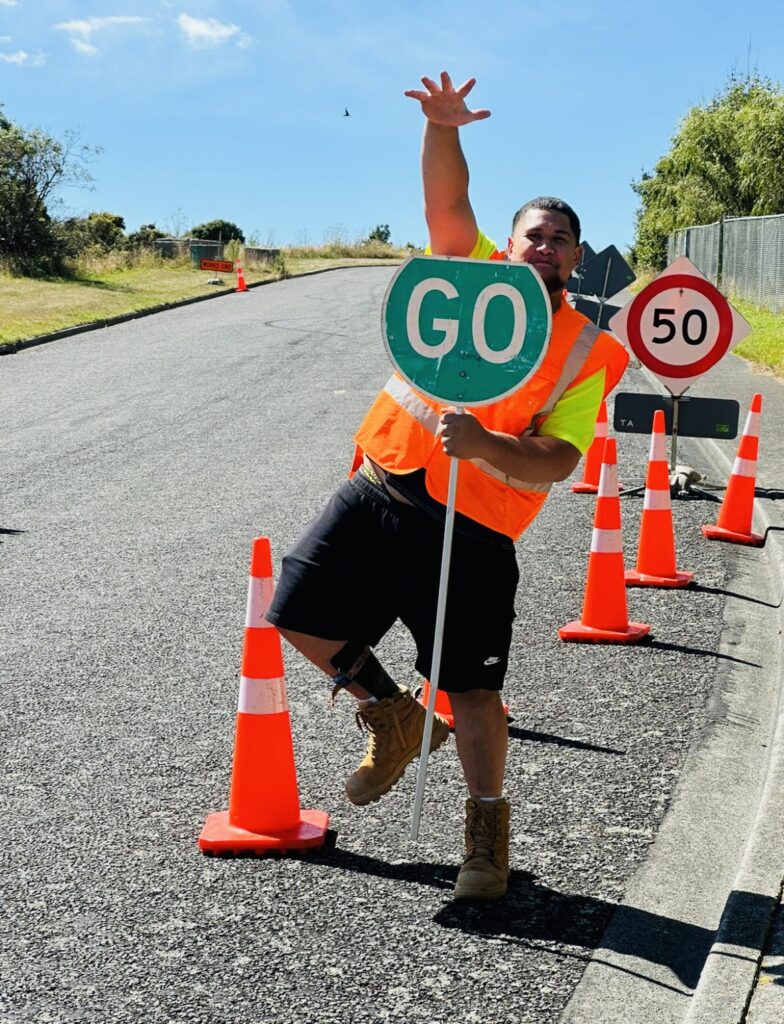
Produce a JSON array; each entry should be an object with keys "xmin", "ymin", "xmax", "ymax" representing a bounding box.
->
[
  {"xmin": 608, "ymin": 256, "xmax": 751, "ymax": 396},
  {"xmin": 200, "ymin": 258, "xmax": 235, "ymax": 274}
]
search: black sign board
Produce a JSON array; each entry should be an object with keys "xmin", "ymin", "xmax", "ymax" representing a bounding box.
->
[
  {"xmin": 613, "ymin": 392, "xmax": 739, "ymax": 439},
  {"xmin": 572, "ymin": 296, "xmax": 622, "ymax": 331},
  {"xmin": 568, "ymin": 244, "xmax": 635, "ymax": 300},
  {"xmin": 566, "ymin": 241, "xmax": 595, "ymax": 293}
]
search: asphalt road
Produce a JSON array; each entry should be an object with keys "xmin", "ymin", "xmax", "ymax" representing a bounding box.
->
[{"xmin": 0, "ymin": 267, "xmax": 768, "ymax": 1023}]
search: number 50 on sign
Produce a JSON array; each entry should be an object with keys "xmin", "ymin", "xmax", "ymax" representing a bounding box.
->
[{"xmin": 609, "ymin": 256, "xmax": 751, "ymax": 396}]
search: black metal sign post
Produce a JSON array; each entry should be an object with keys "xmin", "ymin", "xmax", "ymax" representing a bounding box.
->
[{"xmin": 613, "ymin": 390, "xmax": 739, "ymax": 499}]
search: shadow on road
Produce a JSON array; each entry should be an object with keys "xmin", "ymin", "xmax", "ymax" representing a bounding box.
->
[
  {"xmin": 433, "ymin": 876, "xmax": 713, "ymax": 990},
  {"xmin": 690, "ymin": 583, "xmax": 783, "ymax": 609},
  {"xmin": 647, "ymin": 638, "xmax": 761, "ymax": 668},
  {"xmin": 435, "ymin": 886, "xmax": 777, "ymax": 994},
  {"xmin": 507, "ymin": 726, "xmax": 625, "ymax": 756},
  {"xmin": 305, "ymin": 846, "xmax": 773, "ymax": 996}
]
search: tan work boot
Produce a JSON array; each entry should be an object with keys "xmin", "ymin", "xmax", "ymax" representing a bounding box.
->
[
  {"xmin": 345, "ymin": 689, "xmax": 450, "ymax": 806},
  {"xmin": 453, "ymin": 797, "xmax": 510, "ymax": 901}
]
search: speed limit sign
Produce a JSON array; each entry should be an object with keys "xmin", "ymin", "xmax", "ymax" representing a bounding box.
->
[{"xmin": 608, "ymin": 256, "xmax": 751, "ymax": 396}]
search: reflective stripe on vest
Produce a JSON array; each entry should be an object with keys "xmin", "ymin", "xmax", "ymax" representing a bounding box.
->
[
  {"xmin": 384, "ymin": 374, "xmax": 550, "ymax": 493},
  {"xmin": 382, "ymin": 320, "xmax": 601, "ymax": 496},
  {"xmin": 528, "ymin": 322, "xmax": 602, "ymax": 419}
]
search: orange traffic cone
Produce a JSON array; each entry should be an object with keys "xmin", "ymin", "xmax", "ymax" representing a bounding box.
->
[
  {"xmin": 235, "ymin": 259, "xmax": 248, "ymax": 293},
  {"xmin": 418, "ymin": 680, "xmax": 509, "ymax": 730},
  {"xmin": 572, "ymin": 400, "xmax": 608, "ymax": 493},
  {"xmin": 625, "ymin": 410, "xmax": 694, "ymax": 588},
  {"xmin": 702, "ymin": 393, "xmax": 764, "ymax": 547},
  {"xmin": 559, "ymin": 438, "xmax": 650, "ymax": 643},
  {"xmin": 199, "ymin": 537, "xmax": 330, "ymax": 855}
]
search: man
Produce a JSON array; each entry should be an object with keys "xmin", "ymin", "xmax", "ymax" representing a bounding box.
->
[{"xmin": 266, "ymin": 71, "xmax": 628, "ymax": 900}]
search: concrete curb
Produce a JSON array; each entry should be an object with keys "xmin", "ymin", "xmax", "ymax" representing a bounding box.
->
[
  {"xmin": 638, "ymin": 363, "xmax": 784, "ymax": 1023},
  {"xmin": 0, "ymin": 262, "xmax": 400, "ymax": 356},
  {"xmin": 682, "ymin": 425, "xmax": 784, "ymax": 1024},
  {"xmin": 563, "ymin": 360, "xmax": 784, "ymax": 1024}
]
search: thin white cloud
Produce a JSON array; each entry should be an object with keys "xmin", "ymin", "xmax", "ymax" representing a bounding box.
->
[
  {"xmin": 0, "ymin": 49, "xmax": 46, "ymax": 66},
  {"xmin": 0, "ymin": 35, "xmax": 11, "ymax": 42},
  {"xmin": 0, "ymin": 1, "xmax": 19, "ymax": 7},
  {"xmin": 55, "ymin": 16, "xmax": 147, "ymax": 55},
  {"xmin": 177, "ymin": 13, "xmax": 242, "ymax": 48},
  {"xmin": 73, "ymin": 38, "xmax": 98, "ymax": 56}
]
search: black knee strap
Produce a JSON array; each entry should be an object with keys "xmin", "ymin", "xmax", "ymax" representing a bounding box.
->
[{"xmin": 330, "ymin": 640, "xmax": 401, "ymax": 702}]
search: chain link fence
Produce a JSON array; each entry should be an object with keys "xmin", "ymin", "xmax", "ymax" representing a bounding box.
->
[{"xmin": 667, "ymin": 214, "xmax": 784, "ymax": 312}]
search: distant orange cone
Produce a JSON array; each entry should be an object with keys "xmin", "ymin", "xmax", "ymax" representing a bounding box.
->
[
  {"xmin": 235, "ymin": 259, "xmax": 248, "ymax": 292},
  {"xmin": 572, "ymin": 400, "xmax": 608, "ymax": 493},
  {"xmin": 626, "ymin": 410, "xmax": 694, "ymax": 588},
  {"xmin": 559, "ymin": 438, "xmax": 650, "ymax": 643},
  {"xmin": 702, "ymin": 393, "xmax": 764, "ymax": 547},
  {"xmin": 199, "ymin": 537, "xmax": 329, "ymax": 855},
  {"xmin": 418, "ymin": 680, "xmax": 509, "ymax": 730}
]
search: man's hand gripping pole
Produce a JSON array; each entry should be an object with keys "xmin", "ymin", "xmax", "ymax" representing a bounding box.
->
[{"xmin": 410, "ymin": 407, "xmax": 462, "ymax": 841}]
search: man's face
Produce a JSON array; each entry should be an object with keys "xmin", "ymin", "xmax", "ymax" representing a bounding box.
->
[{"xmin": 506, "ymin": 208, "xmax": 582, "ymax": 295}]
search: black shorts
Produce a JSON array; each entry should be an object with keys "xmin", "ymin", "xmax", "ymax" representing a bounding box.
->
[{"xmin": 265, "ymin": 471, "xmax": 519, "ymax": 693}]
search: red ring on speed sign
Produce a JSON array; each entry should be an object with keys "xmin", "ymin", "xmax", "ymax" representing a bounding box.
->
[{"xmin": 626, "ymin": 274, "xmax": 734, "ymax": 379}]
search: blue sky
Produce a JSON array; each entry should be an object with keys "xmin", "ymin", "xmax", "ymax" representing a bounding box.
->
[{"xmin": 2, "ymin": 1, "xmax": 783, "ymax": 253}]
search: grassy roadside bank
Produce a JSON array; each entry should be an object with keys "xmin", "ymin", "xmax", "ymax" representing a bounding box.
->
[
  {"xmin": 729, "ymin": 297, "xmax": 784, "ymax": 378},
  {"xmin": 5, "ymin": 257, "xmax": 781, "ymax": 380},
  {"xmin": 0, "ymin": 253, "xmax": 405, "ymax": 348}
]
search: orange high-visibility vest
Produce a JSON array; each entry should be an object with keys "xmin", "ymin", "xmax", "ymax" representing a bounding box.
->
[{"xmin": 353, "ymin": 299, "xmax": 629, "ymax": 540}]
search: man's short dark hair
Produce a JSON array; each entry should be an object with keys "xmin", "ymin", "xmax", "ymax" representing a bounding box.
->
[{"xmin": 511, "ymin": 196, "xmax": 581, "ymax": 244}]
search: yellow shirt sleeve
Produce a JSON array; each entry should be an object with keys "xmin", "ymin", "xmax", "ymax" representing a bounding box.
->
[
  {"xmin": 537, "ymin": 369, "xmax": 605, "ymax": 454},
  {"xmin": 424, "ymin": 229, "xmax": 501, "ymax": 260},
  {"xmin": 468, "ymin": 229, "xmax": 500, "ymax": 260}
]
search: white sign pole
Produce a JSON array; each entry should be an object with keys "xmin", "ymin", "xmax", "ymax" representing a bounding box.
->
[{"xmin": 409, "ymin": 407, "xmax": 463, "ymax": 842}]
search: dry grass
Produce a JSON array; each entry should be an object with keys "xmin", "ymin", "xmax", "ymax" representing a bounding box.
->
[{"xmin": 0, "ymin": 250, "xmax": 407, "ymax": 346}]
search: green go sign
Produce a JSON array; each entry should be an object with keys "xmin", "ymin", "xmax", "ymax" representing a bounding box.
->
[{"xmin": 382, "ymin": 255, "xmax": 552, "ymax": 406}]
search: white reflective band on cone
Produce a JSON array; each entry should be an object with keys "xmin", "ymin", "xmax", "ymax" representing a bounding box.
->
[
  {"xmin": 732, "ymin": 456, "xmax": 757, "ymax": 479},
  {"xmin": 590, "ymin": 528, "xmax": 623, "ymax": 554},
  {"xmin": 598, "ymin": 463, "xmax": 619, "ymax": 497},
  {"xmin": 644, "ymin": 489, "xmax": 672, "ymax": 511},
  {"xmin": 650, "ymin": 431, "xmax": 667, "ymax": 462},
  {"xmin": 246, "ymin": 576, "xmax": 275, "ymax": 628},
  {"xmin": 238, "ymin": 676, "xmax": 288, "ymax": 714},
  {"xmin": 745, "ymin": 411, "xmax": 761, "ymax": 437},
  {"xmin": 595, "ymin": 422, "xmax": 608, "ymax": 438}
]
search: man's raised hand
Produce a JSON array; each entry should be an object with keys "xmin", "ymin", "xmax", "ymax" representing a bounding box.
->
[{"xmin": 404, "ymin": 71, "xmax": 491, "ymax": 127}]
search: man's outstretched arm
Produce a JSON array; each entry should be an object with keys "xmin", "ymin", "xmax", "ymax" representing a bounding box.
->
[{"xmin": 404, "ymin": 71, "xmax": 490, "ymax": 257}]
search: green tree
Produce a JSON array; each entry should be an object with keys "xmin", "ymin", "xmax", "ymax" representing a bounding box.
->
[
  {"xmin": 0, "ymin": 106, "xmax": 98, "ymax": 274},
  {"xmin": 367, "ymin": 223, "xmax": 391, "ymax": 244},
  {"xmin": 190, "ymin": 218, "xmax": 245, "ymax": 243},
  {"xmin": 127, "ymin": 223, "xmax": 165, "ymax": 249},
  {"xmin": 56, "ymin": 212, "xmax": 125, "ymax": 255},
  {"xmin": 632, "ymin": 73, "xmax": 784, "ymax": 269},
  {"xmin": 85, "ymin": 212, "xmax": 125, "ymax": 249}
]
